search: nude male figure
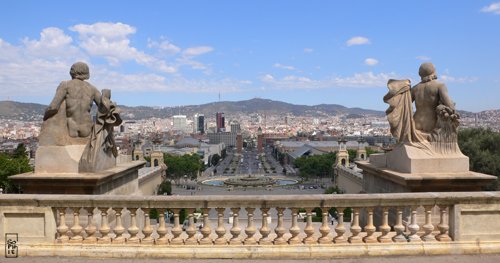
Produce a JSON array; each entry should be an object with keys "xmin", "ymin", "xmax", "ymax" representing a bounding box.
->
[
  {"xmin": 43, "ymin": 62, "xmax": 101, "ymax": 138},
  {"xmin": 411, "ymin": 63, "xmax": 455, "ymax": 135}
]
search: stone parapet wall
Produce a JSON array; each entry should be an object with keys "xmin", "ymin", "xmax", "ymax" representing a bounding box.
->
[{"xmin": 1, "ymin": 192, "xmax": 500, "ymax": 258}]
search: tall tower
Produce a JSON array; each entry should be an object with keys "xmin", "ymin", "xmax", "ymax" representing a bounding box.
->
[
  {"xmin": 356, "ymin": 137, "xmax": 367, "ymax": 161},
  {"xmin": 336, "ymin": 136, "xmax": 349, "ymax": 167},
  {"xmin": 216, "ymin": 112, "xmax": 225, "ymax": 132},
  {"xmin": 257, "ymin": 126, "xmax": 263, "ymax": 154},
  {"xmin": 194, "ymin": 114, "xmax": 205, "ymax": 134}
]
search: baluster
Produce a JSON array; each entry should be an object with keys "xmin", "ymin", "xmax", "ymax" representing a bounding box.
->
[
  {"xmin": 185, "ymin": 210, "xmax": 198, "ymax": 245},
  {"xmin": 303, "ymin": 208, "xmax": 316, "ymax": 244},
  {"xmin": 259, "ymin": 207, "xmax": 272, "ymax": 245},
  {"xmin": 112, "ymin": 207, "xmax": 125, "ymax": 243},
  {"xmin": 392, "ymin": 207, "xmax": 407, "ymax": 242},
  {"xmin": 156, "ymin": 209, "xmax": 169, "ymax": 245},
  {"xmin": 363, "ymin": 208, "xmax": 377, "ymax": 243},
  {"xmin": 83, "ymin": 207, "xmax": 97, "ymax": 244},
  {"xmin": 244, "ymin": 207, "xmax": 257, "ymax": 245},
  {"xmin": 377, "ymin": 207, "xmax": 391, "ymax": 243},
  {"xmin": 170, "ymin": 208, "xmax": 184, "ymax": 245},
  {"xmin": 334, "ymin": 207, "xmax": 346, "ymax": 244},
  {"xmin": 214, "ymin": 207, "xmax": 227, "ymax": 245},
  {"xmin": 199, "ymin": 208, "xmax": 212, "ymax": 245},
  {"xmin": 421, "ymin": 205, "xmax": 435, "ymax": 241},
  {"xmin": 436, "ymin": 206, "xmax": 451, "ymax": 241},
  {"xmin": 288, "ymin": 208, "xmax": 301, "ymax": 244},
  {"xmin": 56, "ymin": 207, "xmax": 69, "ymax": 243},
  {"xmin": 229, "ymin": 207, "xmax": 242, "ymax": 245},
  {"xmin": 318, "ymin": 207, "xmax": 331, "ymax": 244},
  {"xmin": 408, "ymin": 206, "xmax": 421, "ymax": 242},
  {"xmin": 348, "ymin": 208, "xmax": 362, "ymax": 243},
  {"xmin": 274, "ymin": 207, "xmax": 287, "ymax": 245},
  {"xmin": 98, "ymin": 207, "xmax": 111, "ymax": 243},
  {"xmin": 141, "ymin": 208, "xmax": 154, "ymax": 244},
  {"xmin": 69, "ymin": 207, "xmax": 83, "ymax": 243},
  {"xmin": 127, "ymin": 208, "xmax": 140, "ymax": 243}
]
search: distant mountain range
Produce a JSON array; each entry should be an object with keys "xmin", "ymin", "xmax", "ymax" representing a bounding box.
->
[{"xmin": 0, "ymin": 98, "xmax": 495, "ymax": 121}]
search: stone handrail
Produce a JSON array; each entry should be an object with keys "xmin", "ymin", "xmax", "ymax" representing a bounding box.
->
[{"xmin": 1, "ymin": 192, "xmax": 500, "ymax": 256}]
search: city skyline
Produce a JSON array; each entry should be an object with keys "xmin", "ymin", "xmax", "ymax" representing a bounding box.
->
[{"xmin": 0, "ymin": 1, "xmax": 499, "ymax": 112}]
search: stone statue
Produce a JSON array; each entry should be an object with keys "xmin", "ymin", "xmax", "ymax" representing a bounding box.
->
[
  {"xmin": 384, "ymin": 63, "xmax": 461, "ymax": 155},
  {"xmin": 79, "ymin": 89, "xmax": 122, "ymax": 172},
  {"xmin": 39, "ymin": 62, "xmax": 101, "ymax": 146},
  {"xmin": 35, "ymin": 62, "xmax": 122, "ymax": 174}
]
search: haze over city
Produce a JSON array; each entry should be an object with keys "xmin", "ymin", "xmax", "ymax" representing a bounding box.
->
[{"xmin": 0, "ymin": 1, "xmax": 499, "ymax": 112}]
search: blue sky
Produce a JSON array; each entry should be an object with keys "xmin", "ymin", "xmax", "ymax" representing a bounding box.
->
[{"xmin": 0, "ymin": 1, "xmax": 499, "ymax": 112}]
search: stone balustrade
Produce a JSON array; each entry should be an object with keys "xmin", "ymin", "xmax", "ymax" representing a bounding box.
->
[{"xmin": 1, "ymin": 192, "xmax": 500, "ymax": 258}]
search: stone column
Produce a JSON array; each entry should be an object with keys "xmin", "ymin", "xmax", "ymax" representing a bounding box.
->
[
  {"xmin": 363, "ymin": 208, "xmax": 377, "ymax": 243},
  {"xmin": 229, "ymin": 207, "xmax": 242, "ymax": 245},
  {"xmin": 199, "ymin": 208, "xmax": 213, "ymax": 245},
  {"xmin": 259, "ymin": 207, "xmax": 272, "ymax": 245},
  {"xmin": 141, "ymin": 208, "xmax": 154, "ymax": 244},
  {"xmin": 334, "ymin": 207, "xmax": 347, "ymax": 244},
  {"xmin": 112, "ymin": 208, "xmax": 125, "ymax": 244},
  {"xmin": 83, "ymin": 207, "xmax": 97, "ymax": 244},
  {"xmin": 97, "ymin": 207, "xmax": 111, "ymax": 244},
  {"xmin": 170, "ymin": 208, "xmax": 184, "ymax": 245},
  {"xmin": 348, "ymin": 208, "xmax": 362, "ymax": 243},
  {"xmin": 377, "ymin": 207, "xmax": 391, "ymax": 243},
  {"xmin": 421, "ymin": 205, "xmax": 435, "ymax": 241},
  {"xmin": 288, "ymin": 208, "xmax": 301, "ymax": 244},
  {"xmin": 303, "ymin": 208, "xmax": 316, "ymax": 244},
  {"xmin": 318, "ymin": 208, "xmax": 331, "ymax": 244},
  {"xmin": 274, "ymin": 207, "xmax": 287, "ymax": 245},
  {"xmin": 244, "ymin": 207, "xmax": 257, "ymax": 245},
  {"xmin": 392, "ymin": 207, "xmax": 407, "ymax": 242},
  {"xmin": 56, "ymin": 208, "xmax": 69, "ymax": 243},
  {"xmin": 156, "ymin": 209, "xmax": 169, "ymax": 245},
  {"xmin": 436, "ymin": 206, "xmax": 452, "ymax": 241},
  {"xmin": 127, "ymin": 208, "xmax": 140, "ymax": 244},
  {"xmin": 214, "ymin": 207, "xmax": 227, "ymax": 245},
  {"xmin": 69, "ymin": 207, "xmax": 83, "ymax": 243}
]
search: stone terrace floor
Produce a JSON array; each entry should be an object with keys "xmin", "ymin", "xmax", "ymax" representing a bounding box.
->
[{"xmin": 3, "ymin": 254, "xmax": 500, "ymax": 263}]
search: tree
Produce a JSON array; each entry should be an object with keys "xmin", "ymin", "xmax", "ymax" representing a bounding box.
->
[
  {"xmin": 294, "ymin": 152, "xmax": 336, "ymax": 180},
  {"xmin": 157, "ymin": 180, "xmax": 172, "ymax": 195},
  {"xmin": 211, "ymin": 154, "xmax": 221, "ymax": 166},
  {"xmin": 458, "ymin": 128, "xmax": 500, "ymax": 190},
  {"xmin": 0, "ymin": 143, "xmax": 32, "ymax": 193},
  {"xmin": 163, "ymin": 153, "xmax": 203, "ymax": 179}
]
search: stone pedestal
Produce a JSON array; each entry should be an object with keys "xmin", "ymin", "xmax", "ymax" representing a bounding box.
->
[
  {"xmin": 11, "ymin": 161, "xmax": 146, "ymax": 195},
  {"xmin": 356, "ymin": 154, "xmax": 496, "ymax": 193}
]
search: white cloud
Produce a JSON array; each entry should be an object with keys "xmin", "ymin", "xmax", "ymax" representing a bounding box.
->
[
  {"xmin": 346, "ymin": 36, "xmax": 371, "ymax": 46},
  {"xmin": 261, "ymin": 74, "xmax": 275, "ymax": 82},
  {"xmin": 183, "ymin": 46, "xmax": 214, "ymax": 57},
  {"xmin": 364, "ymin": 58, "xmax": 379, "ymax": 66},
  {"xmin": 481, "ymin": 2, "xmax": 500, "ymax": 14},
  {"xmin": 304, "ymin": 48, "xmax": 314, "ymax": 53},
  {"xmin": 273, "ymin": 63, "xmax": 295, "ymax": 70},
  {"xmin": 416, "ymin": 56, "xmax": 431, "ymax": 61},
  {"xmin": 440, "ymin": 74, "xmax": 479, "ymax": 83},
  {"xmin": 260, "ymin": 72, "xmax": 396, "ymax": 90},
  {"xmin": 147, "ymin": 39, "xmax": 181, "ymax": 55},
  {"xmin": 70, "ymin": 22, "xmax": 176, "ymax": 73}
]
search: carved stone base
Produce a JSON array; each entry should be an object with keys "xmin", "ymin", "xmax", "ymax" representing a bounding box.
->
[
  {"xmin": 35, "ymin": 145, "xmax": 87, "ymax": 173},
  {"xmin": 357, "ymin": 160, "xmax": 496, "ymax": 193},
  {"xmin": 370, "ymin": 144, "xmax": 469, "ymax": 174},
  {"xmin": 11, "ymin": 161, "xmax": 145, "ymax": 195}
]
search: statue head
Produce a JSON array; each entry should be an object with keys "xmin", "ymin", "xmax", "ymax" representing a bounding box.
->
[
  {"xmin": 418, "ymin": 62, "xmax": 437, "ymax": 83},
  {"xmin": 70, "ymin": 62, "xmax": 90, "ymax": 80}
]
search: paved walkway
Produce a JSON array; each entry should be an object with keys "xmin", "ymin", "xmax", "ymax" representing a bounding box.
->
[{"xmin": 3, "ymin": 254, "xmax": 500, "ymax": 263}]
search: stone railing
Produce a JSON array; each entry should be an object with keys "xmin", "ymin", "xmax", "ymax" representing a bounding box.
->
[{"xmin": 1, "ymin": 192, "xmax": 500, "ymax": 258}]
